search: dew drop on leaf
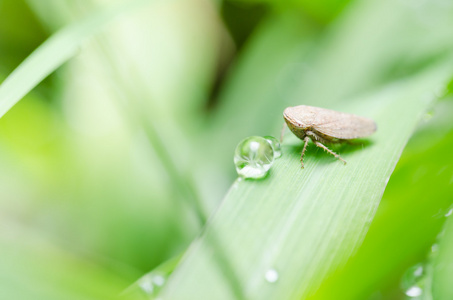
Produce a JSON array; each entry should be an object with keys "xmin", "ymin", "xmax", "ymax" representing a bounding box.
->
[
  {"xmin": 139, "ymin": 277, "xmax": 154, "ymax": 295},
  {"xmin": 264, "ymin": 268, "xmax": 279, "ymax": 283},
  {"xmin": 400, "ymin": 263, "xmax": 424, "ymax": 298},
  {"xmin": 138, "ymin": 273, "xmax": 167, "ymax": 298},
  {"xmin": 234, "ymin": 136, "xmax": 275, "ymax": 179}
]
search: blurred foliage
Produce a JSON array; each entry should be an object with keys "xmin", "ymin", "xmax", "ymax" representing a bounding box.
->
[
  {"xmin": 226, "ymin": 0, "xmax": 353, "ymax": 25},
  {"xmin": 0, "ymin": 0, "xmax": 47, "ymax": 73},
  {"xmin": 0, "ymin": 0, "xmax": 452, "ymax": 299}
]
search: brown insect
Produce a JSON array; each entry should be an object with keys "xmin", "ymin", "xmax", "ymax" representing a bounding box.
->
[{"xmin": 281, "ymin": 105, "xmax": 377, "ymax": 168}]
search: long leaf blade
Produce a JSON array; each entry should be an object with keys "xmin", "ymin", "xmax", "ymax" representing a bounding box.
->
[{"xmin": 160, "ymin": 63, "xmax": 453, "ymax": 299}]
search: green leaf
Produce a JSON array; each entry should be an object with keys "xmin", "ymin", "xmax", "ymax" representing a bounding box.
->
[
  {"xmin": 160, "ymin": 61, "xmax": 453, "ymax": 299},
  {"xmin": 165, "ymin": 0, "xmax": 453, "ymax": 298},
  {"xmin": 308, "ymin": 99, "xmax": 453, "ymax": 299}
]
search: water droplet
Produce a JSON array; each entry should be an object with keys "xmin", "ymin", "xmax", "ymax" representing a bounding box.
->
[
  {"xmin": 234, "ymin": 136, "xmax": 274, "ymax": 179},
  {"xmin": 138, "ymin": 273, "xmax": 166, "ymax": 297},
  {"xmin": 406, "ymin": 286, "xmax": 423, "ymax": 297},
  {"xmin": 445, "ymin": 208, "xmax": 453, "ymax": 217},
  {"xmin": 153, "ymin": 275, "xmax": 165, "ymax": 286},
  {"xmin": 264, "ymin": 136, "xmax": 282, "ymax": 159},
  {"xmin": 264, "ymin": 268, "xmax": 279, "ymax": 283},
  {"xmin": 401, "ymin": 264, "xmax": 424, "ymax": 286},
  {"xmin": 431, "ymin": 243, "xmax": 439, "ymax": 253},
  {"xmin": 401, "ymin": 263, "xmax": 425, "ymax": 298},
  {"xmin": 139, "ymin": 276, "xmax": 154, "ymax": 295}
]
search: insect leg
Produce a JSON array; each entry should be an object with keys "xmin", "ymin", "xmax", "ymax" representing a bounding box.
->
[
  {"xmin": 313, "ymin": 141, "xmax": 347, "ymax": 165},
  {"xmin": 280, "ymin": 122, "xmax": 287, "ymax": 142},
  {"xmin": 300, "ymin": 136, "xmax": 310, "ymax": 168}
]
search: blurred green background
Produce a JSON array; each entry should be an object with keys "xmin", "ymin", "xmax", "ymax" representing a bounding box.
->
[{"xmin": 0, "ymin": 0, "xmax": 453, "ymax": 299}]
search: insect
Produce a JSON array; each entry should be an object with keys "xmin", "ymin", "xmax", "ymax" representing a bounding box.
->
[{"xmin": 281, "ymin": 105, "xmax": 377, "ymax": 168}]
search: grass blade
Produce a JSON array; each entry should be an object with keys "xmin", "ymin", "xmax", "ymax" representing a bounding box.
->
[
  {"xmin": 308, "ymin": 99, "xmax": 453, "ymax": 299},
  {"xmin": 160, "ymin": 61, "xmax": 453, "ymax": 299}
]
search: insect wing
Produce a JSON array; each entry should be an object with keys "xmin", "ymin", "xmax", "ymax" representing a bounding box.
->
[
  {"xmin": 313, "ymin": 110, "xmax": 376, "ymax": 139},
  {"xmin": 285, "ymin": 105, "xmax": 328, "ymax": 127}
]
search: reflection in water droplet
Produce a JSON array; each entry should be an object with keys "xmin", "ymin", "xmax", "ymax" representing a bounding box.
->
[
  {"xmin": 406, "ymin": 286, "xmax": 423, "ymax": 297},
  {"xmin": 264, "ymin": 269, "xmax": 279, "ymax": 283},
  {"xmin": 234, "ymin": 136, "xmax": 274, "ymax": 179},
  {"xmin": 413, "ymin": 266, "xmax": 423, "ymax": 277},
  {"xmin": 264, "ymin": 136, "xmax": 282, "ymax": 159}
]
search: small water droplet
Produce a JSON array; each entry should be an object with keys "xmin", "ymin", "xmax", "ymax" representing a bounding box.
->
[
  {"xmin": 234, "ymin": 136, "xmax": 274, "ymax": 179},
  {"xmin": 264, "ymin": 269, "xmax": 279, "ymax": 283},
  {"xmin": 401, "ymin": 264, "xmax": 424, "ymax": 286},
  {"xmin": 405, "ymin": 286, "xmax": 423, "ymax": 297},
  {"xmin": 153, "ymin": 275, "xmax": 165, "ymax": 286},
  {"xmin": 445, "ymin": 208, "xmax": 453, "ymax": 217},
  {"xmin": 138, "ymin": 273, "xmax": 166, "ymax": 297},
  {"xmin": 401, "ymin": 263, "xmax": 425, "ymax": 298},
  {"xmin": 139, "ymin": 276, "xmax": 154, "ymax": 295},
  {"xmin": 431, "ymin": 243, "xmax": 439, "ymax": 252},
  {"xmin": 264, "ymin": 136, "xmax": 282, "ymax": 159}
]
